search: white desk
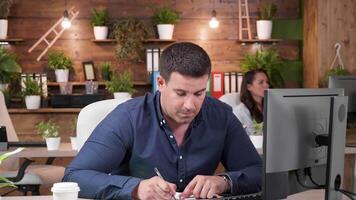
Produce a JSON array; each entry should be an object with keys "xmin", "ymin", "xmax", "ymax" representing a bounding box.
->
[
  {"xmin": 0, "ymin": 190, "xmax": 347, "ymax": 199},
  {"xmin": 0, "ymin": 143, "xmax": 77, "ymax": 158},
  {"xmin": 1, "ymin": 196, "xmax": 89, "ymax": 200}
]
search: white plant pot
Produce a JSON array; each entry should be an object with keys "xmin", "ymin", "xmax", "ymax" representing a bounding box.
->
[
  {"xmin": 114, "ymin": 92, "xmax": 132, "ymax": 101},
  {"xmin": 157, "ymin": 24, "xmax": 174, "ymax": 40},
  {"xmin": 25, "ymin": 95, "xmax": 41, "ymax": 110},
  {"xmin": 249, "ymin": 135, "xmax": 263, "ymax": 149},
  {"xmin": 256, "ymin": 20, "xmax": 273, "ymax": 40},
  {"xmin": 55, "ymin": 69, "xmax": 69, "ymax": 82},
  {"xmin": 45, "ymin": 137, "xmax": 61, "ymax": 151},
  {"xmin": 93, "ymin": 26, "xmax": 108, "ymax": 40},
  {"xmin": 0, "ymin": 83, "xmax": 9, "ymax": 91},
  {"xmin": 70, "ymin": 136, "xmax": 77, "ymax": 150},
  {"xmin": 0, "ymin": 20, "xmax": 8, "ymax": 39}
]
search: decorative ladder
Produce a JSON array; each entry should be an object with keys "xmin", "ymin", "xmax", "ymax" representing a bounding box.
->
[
  {"xmin": 238, "ymin": 0, "xmax": 252, "ymax": 40},
  {"xmin": 28, "ymin": 7, "xmax": 79, "ymax": 61}
]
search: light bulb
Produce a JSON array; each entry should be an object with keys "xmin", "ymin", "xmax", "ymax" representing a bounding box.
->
[
  {"xmin": 209, "ymin": 10, "xmax": 219, "ymax": 29},
  {"xmin": 209, "ymin": 17, "xmax": 219, "ymax": 29},
  {"xmin": 61, "ymin": 10, "xmax": 71, "ymax": 29}
]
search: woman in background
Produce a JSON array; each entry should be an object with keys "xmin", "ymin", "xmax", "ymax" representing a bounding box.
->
[{"xmin": 234, "ymin": 69, "xmax": 270, "ymax": 135}]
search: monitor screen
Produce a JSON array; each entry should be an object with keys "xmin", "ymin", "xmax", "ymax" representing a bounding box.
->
[{"xmin": 262, "ymin": 88, "xmax": 347, "ymax": 200}]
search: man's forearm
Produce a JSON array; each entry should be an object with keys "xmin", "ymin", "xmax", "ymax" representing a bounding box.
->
[{"xmin": 63, "ymin": 167, "xmax": 142, "ymax": 199}]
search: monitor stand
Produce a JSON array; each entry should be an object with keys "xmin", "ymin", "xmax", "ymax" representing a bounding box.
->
[{"xmin": 325, "ymin": 96, "xmax": 348, "ymax": 200}]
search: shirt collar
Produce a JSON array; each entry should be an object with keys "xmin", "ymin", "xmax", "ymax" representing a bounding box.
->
[{"xmin": 154, "ymin": 91, "xmax": 204, "ymax": 128}]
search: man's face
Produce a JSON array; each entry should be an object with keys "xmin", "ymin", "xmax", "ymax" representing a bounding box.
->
[{"xmin": 158, "ymin": 72, "xmax": 208, "ymax": 125}]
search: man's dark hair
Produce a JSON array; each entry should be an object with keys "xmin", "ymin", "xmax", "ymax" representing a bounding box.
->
[{"xmin": 159, "ymin": 42, "xmax": 211, "ymax": 81}]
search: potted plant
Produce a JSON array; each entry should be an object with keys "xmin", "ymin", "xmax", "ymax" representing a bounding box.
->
[
  {"xmin": 36, "ymin": 120, "xmax": 60, "ymax": 151},
  {"xmin": 249, "ymin": 120, "xmax": 263, "ymax": 148},
  {"xmin": 0, "ymin": 0, "xmax": 13, "ymax": 39},
  {"xmin": 0, "ymin": 47, "xmax": 21, "ymax": 91},
  {"xmin": 320, "ymin": 66, "xmax": 350, "ymax": 87},
  {"xmin": 47, "ymin": 50, "xmax": 73, "ymax": 82},
  {"xmin": 90, "ymin": 8, "xmax": 109, "ymax": 40},
  {"xmin": 241, "ymin": 49, "xmax": 284, "ymax": 88},
  {"xmin": 100, "ymin": 62, "xmax": 113, "ymax": 81},
  {"xmin": 106, "ymin": 70, "xmax": 135, "ymax": 100},
  {"xmin": 151, "ymin": 7, "xmax": 180, "ymax": 40},
  {"xmin": 0, "ymin": 147, "xmax": 24, "ymax": 188},
  {"xmin": 112, "ymin": 18, "xmax": 149, "ymax": 63},
  {"xmin": 22, "ymin": 76, "xmax": 41, "ymax": 110},
  {"xmin": 256, "ymin": 2, "xmax": 277, "ymax": 40}
]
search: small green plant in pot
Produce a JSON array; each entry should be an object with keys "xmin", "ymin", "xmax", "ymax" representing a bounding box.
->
[
  {"xmin": 36, "ymin": 120, "xmax": 60, "ymax": 151},
  {"xmin": 0, "ymin": 0, "xmax": 14, "ymax": 39},
  {"xmin": 249, "ymin": 120, "xmax": 264, "ymax": 148},
  {"xmin": 152, "ymin": 6, "xmax": 180, "ymax": 39},
  {"xmin": 0, "ymin": 47, "xmax": 21, "ymax": 91},
  {"xmin": 91, "ymin": 8, "xmax": 109, "ymax": 40},
  {"xmin": 106, "ymin": 70, "xmax": 135, "ymax": 100},
  {"xmin": 100, "ymin": 62, "xmax": 113, "ymax": 81},
  {"xmin": 241, "ymin": 49, "xmax": 284, "ymax": 88},
  {"xmin": 320, "ymin": 66, "xmax": 350, "ymax": 87},
  {"xmin": 48, "ymin": 50, "xmax": 73, "ymax": 82},
  {"xmin": 256, "ymin": 2, "xmax": 277, "ymax": 39},
  {"xmin": 22, "ymin": 76, "xmax": 41, "ymax": 110},
  {"xmin": 0, "ymin": 147, "xmax": 24, "ymax": 188}
]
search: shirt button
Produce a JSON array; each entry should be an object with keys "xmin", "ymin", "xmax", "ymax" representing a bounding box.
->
[
  {"xmin": 179, "ymin": 155, "xmax": 183, "ymax": 159},
  {"xmin": 180, "ymin": 179, "xmax": 183, "ymax": 183},
  {"xmin": 169, "ymin": 135, "xmax": 174, "ymax": 139}
]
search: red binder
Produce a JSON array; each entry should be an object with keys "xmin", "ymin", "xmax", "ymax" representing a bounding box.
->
[{"xmin": 211, "ymin": 72, "xmax": 224, "ymax": 98}]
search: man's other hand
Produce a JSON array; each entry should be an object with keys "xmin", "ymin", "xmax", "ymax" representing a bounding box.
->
[
  {"xmin": 133, "ymin": 176, "xmax": 177, "ymax": 200},
  {"xmin": 180, "ymin": 175, "xmax": 229, "ymax": 199}
]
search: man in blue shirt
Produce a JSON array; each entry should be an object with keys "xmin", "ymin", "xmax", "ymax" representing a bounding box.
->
[{"xmin": 63, "ymin": 42, "xmax": 261, "ymax": 199}]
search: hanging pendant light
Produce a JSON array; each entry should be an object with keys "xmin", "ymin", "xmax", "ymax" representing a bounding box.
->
[
  {"xmin": 209, "ymin": 10, "xmax": 219, "ymax": 29},
  {"xmin": 61, "ymin": 0, "xmax": 71, "ymax": 29}
]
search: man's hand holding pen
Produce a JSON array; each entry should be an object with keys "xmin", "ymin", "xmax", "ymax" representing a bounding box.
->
[{"xmin": 132, "ymin": 168, "xmax": 176, "ymax": 200}]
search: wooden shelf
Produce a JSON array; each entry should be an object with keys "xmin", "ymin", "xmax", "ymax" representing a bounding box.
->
[
  {"xmin": 0, "ymin": 38, "xmax": 25, "ymax": 44},
  {"xmin": 91, "ymin": 38, "xmax": 176, "ymax": 44},
  {"xmin": 237, "ymin": 39, "xmax": 282, "ymax": 44},
  {"xmin": 91, "ymin": 39, "xmax": 116, "ymax": 43},
  {"xmin": 8, "ymin": 108, "xmax": 81, "ymax": 114},
  {"xmin": 47, "ymin": 81, "xmax": 151, "ymax": 86},
  {"xmin": 144, "ymin": 39, "xmax": 176, "ymax": 43}
]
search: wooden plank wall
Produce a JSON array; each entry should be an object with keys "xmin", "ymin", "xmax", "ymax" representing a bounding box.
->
[
  {"xmin": 303, "ymin": 0, "xmax": 356, "ymax": 88},
  {"xmin": 7, "ymin": 0, "xmax": 300, "ymax": 146},
  {"xmin": 5, "ymin": 0, "xmax": 301, "ymax": 83}
]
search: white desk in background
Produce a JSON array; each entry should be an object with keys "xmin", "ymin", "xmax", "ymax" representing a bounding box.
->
[
  {"xmin": 0, "ymin": 190, "xmax": 347, "ymax": 200},
  {"xmin": 1, "ymin": 196, "xmax": 89, "ymax": 200},
  {"xmin": 0, "ymin": 143, "xmax": 77, "ymax": 158}
]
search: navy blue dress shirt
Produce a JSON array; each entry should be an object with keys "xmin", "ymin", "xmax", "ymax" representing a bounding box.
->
[{"xmin": 63, "ymin": 92, "xmax": 262, "ymax": 199}]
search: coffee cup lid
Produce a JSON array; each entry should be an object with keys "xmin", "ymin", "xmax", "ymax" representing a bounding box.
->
[{"xmin": 51, "ymin": 182, "xmax": 80, "ymax": 193}]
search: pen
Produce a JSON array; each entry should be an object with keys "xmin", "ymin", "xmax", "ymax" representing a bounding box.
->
[{"xmin": 154, "ymin": 167, "xmax": 177, "ymax": 200}]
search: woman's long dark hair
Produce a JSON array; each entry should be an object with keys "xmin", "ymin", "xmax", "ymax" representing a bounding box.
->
[{"xmin": 240, "ymin": 69, "xmax": 270, "ymax": 123}]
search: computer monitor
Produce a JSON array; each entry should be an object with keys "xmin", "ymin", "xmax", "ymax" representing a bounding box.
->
[
  {"xmin": 262, "ymin": 88, "xmax": 348, "ymax": 200},
  {"xmin": 329, "ymin": 75, "xmax": 356, "ymax": 122}
]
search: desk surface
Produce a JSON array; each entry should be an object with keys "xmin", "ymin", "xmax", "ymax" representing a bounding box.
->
[
  {"xmin": 0, "ymin": 190, "xmax": 348, "ymax": 199},
  {"xmin": 0, "ymin": 143, "xmax": 77, "ymax": 158},
  {"xmin": 1, "ymin": 196, "xmax": 89, "ymax": 200}
]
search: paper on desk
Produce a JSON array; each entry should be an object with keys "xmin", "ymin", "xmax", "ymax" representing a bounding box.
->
[{"xmin": 174, "ymin": 192, "xmax": 196, "ymax": 200}]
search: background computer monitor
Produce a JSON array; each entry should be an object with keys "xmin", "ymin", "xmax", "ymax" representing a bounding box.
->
[
  {"xmin": 329, "ymin": 75, "xmax": 356, "ymax": 114},
  {"xmin": 262, "ymin": 88, "xmax": 347, "ymax": 200}
]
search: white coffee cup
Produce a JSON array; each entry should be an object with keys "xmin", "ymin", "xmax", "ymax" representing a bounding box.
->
[{"xmin": 51, "ymin": 182, "xmax": 80, "ymax": 200}]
